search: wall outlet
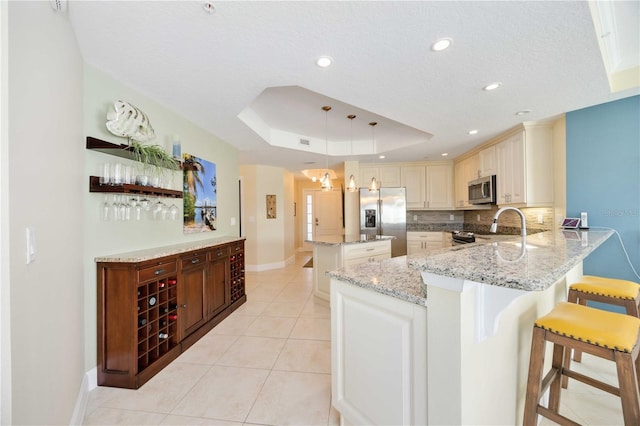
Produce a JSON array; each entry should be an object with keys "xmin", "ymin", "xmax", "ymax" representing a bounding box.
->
[
  {"xmin": 413, "ymin": 215, "xmax": 417, "ymax": 221},
  {"xmin": 449, "ymin": 214, "xmax": 454, "ymax": 221},
  {"xmin": 537, "ymin": 214, "xmax": 544, "ymax": 224},
  {"xmin": 477, "ymin": 214, "xmax": 480, "ymax": 222},
  {"xmin": 230, "ymin": 217, "xmax": 236, "ymax": 226}
]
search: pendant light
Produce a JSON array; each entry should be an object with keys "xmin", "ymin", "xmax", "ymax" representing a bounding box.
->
[
  {"xmin": 368, "ymin": 121, "xmax": 379, "ymax": 192},
  {"xmin": 320, "ymin": 106, "xmax": 333, "ymax": 191},
  {"xmin": 346, "ymin": 114, "xmax": 359, "ymax": 192}
]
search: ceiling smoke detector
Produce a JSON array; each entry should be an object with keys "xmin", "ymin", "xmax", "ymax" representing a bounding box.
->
[
  {"xmin": 202, "ymin": 2, "xmax": 215, "ymax": 14},
  {"xmin": 50, "ymin": 0, "xmax": 67, "ymax": 12}
]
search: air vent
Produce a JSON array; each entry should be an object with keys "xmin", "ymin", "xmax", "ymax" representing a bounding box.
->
[{"xmin": 299, "ymin": 139, "xmax": 310, "ymax": 146}]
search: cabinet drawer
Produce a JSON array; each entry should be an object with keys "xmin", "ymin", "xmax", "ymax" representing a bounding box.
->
[
  {"xmin": 180, "ymin": 253, "xmax": 208, "ymax": 270},
  {"xmin": 138, "ymin": 258, "xmax": 177, "ymax": 282},
  {"xmin": 343, "ymin": 241, "xmax": 390, "ymax": 260},
  {"xmin": 343, "ymin": 253, "xmax": 389, "ymax": 267},
  {"xmin": 208, "ymin": 246, "xmax": 229, "ymax": 260},
  {"xmin": 228, "ymin": 241, "xmax": 244, "ymax": 254}
]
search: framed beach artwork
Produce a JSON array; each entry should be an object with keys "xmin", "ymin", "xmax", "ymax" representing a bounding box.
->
[{"xmin": 183, "ymin": 153, "xmax": 217, "ymax": 233}]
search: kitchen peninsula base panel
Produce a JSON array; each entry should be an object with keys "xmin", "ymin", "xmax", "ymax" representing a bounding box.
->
[{"xmin": 330, "ymin": 279, "xmax": 427, "ymax": 425}]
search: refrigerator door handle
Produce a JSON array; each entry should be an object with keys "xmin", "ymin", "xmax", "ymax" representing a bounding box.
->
[{"xmin": 378, "ymin": 199, "xmax": 383, "ymax": 235}]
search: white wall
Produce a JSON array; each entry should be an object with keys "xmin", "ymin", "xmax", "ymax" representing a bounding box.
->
[
  {"xmin": 7, "ymin": 2, "xmax": 84, "ymax": 423},
  {"xmin": 83, "ymin": 65, "xmax": 240, "ymax": 371},
  {"xmin": 240, "ymin": 165, "xmax": 295, "ymax": 270}
]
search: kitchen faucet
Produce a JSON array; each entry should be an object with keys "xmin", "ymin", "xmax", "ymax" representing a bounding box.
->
[{"xmin": 490, "ymin": 207, "xmax": 527, "ymax": 237}]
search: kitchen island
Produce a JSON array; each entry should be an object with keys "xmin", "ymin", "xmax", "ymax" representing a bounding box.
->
[
  {"xmin": 327, "ymin": 229, "xmax": 613, "ymax": 425},
  {"xmin": 306, "ymin": 235, "xmax": 393, "ymax": 302}
]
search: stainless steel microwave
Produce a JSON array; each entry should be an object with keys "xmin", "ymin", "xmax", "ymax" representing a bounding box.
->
[{"xmin": 468, "ymin": 175, "xmax": 497, "ymax": 205}]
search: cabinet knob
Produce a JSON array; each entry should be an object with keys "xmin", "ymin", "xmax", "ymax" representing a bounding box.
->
[
  {"xmin": 191, "ymin": 258, "xmax": 199, "ymax": 264},
  {"xmin": 181, "ymin": 304, "xmax": 187, "ymax": 308}
]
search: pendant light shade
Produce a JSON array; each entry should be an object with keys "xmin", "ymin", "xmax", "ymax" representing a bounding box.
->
[
  {"xmin": 368, "ymin": 121, "xmax": 379, "ymax": 192},
  {"xmin": 346, "ymin": 114, "xmax": 359, "ymax": 192},
  {"xmin": 321, "ymin": 106, "xmax": 333, "ymax": 192}
]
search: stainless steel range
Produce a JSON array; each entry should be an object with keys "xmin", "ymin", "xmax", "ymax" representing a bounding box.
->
[{"xmin": 451, "ymin": 231, "xmax": 476, "ymax": 245}]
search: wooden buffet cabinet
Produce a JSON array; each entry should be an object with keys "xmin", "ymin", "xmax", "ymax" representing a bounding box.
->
[{"xmin": 97, "ymin": 237, "xmax": 246, "ymax": 389}]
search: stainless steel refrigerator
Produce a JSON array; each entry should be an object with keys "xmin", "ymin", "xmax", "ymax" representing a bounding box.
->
[{"xmin": 359, "ymin": 187, "xmax": 407, "ymax": 257}]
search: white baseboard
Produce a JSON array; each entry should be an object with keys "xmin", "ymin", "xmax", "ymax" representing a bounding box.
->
[
  {"xmin": 70, "ymin": 367, "xmax": 96, "ymax": 425},
  {"xmin": 245, "ymin": 254, "xmax": 296, "ymax": 272}
]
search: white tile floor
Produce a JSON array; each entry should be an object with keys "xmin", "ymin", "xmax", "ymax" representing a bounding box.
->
[{"xmin": 84, "ymin": 252, "xmax": 626, "ymax": 425}]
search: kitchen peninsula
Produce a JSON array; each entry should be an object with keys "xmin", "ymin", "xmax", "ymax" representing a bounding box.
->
[
  {"xmin": 328, "ymin": 229, "xmax": 614, "ymax": 425},
  {"xmin": 306, "ymin": 235, "xmax": 393, "ymax": 302}
]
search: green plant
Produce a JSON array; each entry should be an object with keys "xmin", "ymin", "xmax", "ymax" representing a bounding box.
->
[{"xmin": 128, "ymin": 141, "xmax": 180, "ymax": 173}]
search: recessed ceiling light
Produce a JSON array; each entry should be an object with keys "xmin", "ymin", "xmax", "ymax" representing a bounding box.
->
[
  {"xmin": 431, "ymin": 38, "xmax": 453, "ymax": 52},
  {"xmin": 483, "ymin": 82, "xmax": 501, "ymax": 91},
  {"xmin": 515, "ymin": 109, "xmax": 532, "ymax": 116},
  {"xmin": 316, "ymin": 56, "xmax": 333, "ymax": 68},
  {"xmin": 441, "ymin": 153, "xmax": 449, "ymax": 157},
  {"xmin": 468, "ymin": 129, "xmax": 479, "ymax": 135}
]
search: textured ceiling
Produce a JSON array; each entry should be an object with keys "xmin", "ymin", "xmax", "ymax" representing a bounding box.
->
[{"xmin": 68, "ymin": 1, "xmax": 639, "ymax": 178}]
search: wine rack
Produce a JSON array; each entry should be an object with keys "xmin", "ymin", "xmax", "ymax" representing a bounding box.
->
[
  {"xmin": 136, "ymin": 277, "xmax": 179, "ymax": 372},
  {"xmin": 97, "ymin": 239, "xmax": 246, "ymax": 389},
  {"xmin": 229, "ymin": 242, "xmax": 245, "ymax": 304}
]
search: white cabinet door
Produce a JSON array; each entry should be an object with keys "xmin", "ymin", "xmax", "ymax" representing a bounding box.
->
[
  {"xmin": 401, "ymin": 166, "xmax": 426, "ymax": 209},
  {"xmin": 359, "ymin": 166, "xmax": 378, "ymax": 191},
  {"xmin": 496, "ymin": 132, "xmax": 525, "ymax": 205},
  {"xmin": 454, "ymin": 154, "xmax": 478, "ymax": 208},
  {"xmin": 360, "ymin": 166, "xmax": 401, "ymax": 188},
  {"xmin": 479, "ymin": 145, "xmax": 497, "ymax": 177},
  {"xmin": 380, "ymin": 165, "xmax": 401, "ymax": 187},
  {"xmin": 426, "ymin": 164, "xmax": 453, "ymax": 209}
]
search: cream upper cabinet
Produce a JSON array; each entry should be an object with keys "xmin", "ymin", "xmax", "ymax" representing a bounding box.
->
[
  {"xmin": 359, "ymin": 165, "xmax": 401, "ymax": 188},
  {"xmin": 426, "ymin": 164, "xmax": 454, "ymax": 209},
  {"xmin": 401, "ymin": 162, "xmax": 453, "ymax": 210},
  {"xmin": 495, "ymin": 123, "xmax": 553, "ymax": 207},
  {"xmin": 401, "ymin": 165, "xmax": 426, "ymax": 209},
  {"xmin": 478, "ymin": 145, "xmax": 497, "ymax": 177},
  {"xmin": 454, "ymin": 154, "xmax": 479, "ymax": 208}
]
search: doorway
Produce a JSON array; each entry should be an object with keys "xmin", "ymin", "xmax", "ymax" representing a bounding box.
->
[{"xmin": 302, "ymin": 189, "xmax": 343, "ymax": 251}]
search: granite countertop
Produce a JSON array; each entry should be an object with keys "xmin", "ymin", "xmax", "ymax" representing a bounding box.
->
[
  {"xmin": 306, "ymin": 234, "xmax": 395, "ymax": 246},
  {"xmin": 327, "ymin": 229, "xmax": 613, "ymax": 305},
  {"xmin": 95, "ymin": 236, "xmax": 246, "ymax": 262},
  {"xmin": 409, "ymin": 229, "xmax": 613, "ymax": 291},
  {"xmin": 327, "ymin": 256, "xmax": 426, "ymax": 306}
]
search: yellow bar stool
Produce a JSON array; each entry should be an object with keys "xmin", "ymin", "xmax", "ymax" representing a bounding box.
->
[
  {"xmin": 565, "ymin": 276, "xmax": 640, "ymax": 375},
  {"xmin": 523, "ymin": 302, "xmax": 640, "ymax": 426}
]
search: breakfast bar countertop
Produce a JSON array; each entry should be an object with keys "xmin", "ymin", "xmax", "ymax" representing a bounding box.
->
[
  {"xmin": 409, "ymin": 229, "xmax": 614, "ymax": 292},
  {"xmin": 327, "ymin": 229, "xmax": 614, "ymax": 305}
]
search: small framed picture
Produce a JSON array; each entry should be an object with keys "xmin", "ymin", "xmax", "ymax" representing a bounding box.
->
[{"xmin": 266, "ymin": 195, "xmax": 276, "ymax": 219}]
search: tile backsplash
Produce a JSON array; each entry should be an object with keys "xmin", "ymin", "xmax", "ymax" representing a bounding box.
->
[{"xmin": 406, "ymin": 207, "xmax": 553, "ymax": 234}]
